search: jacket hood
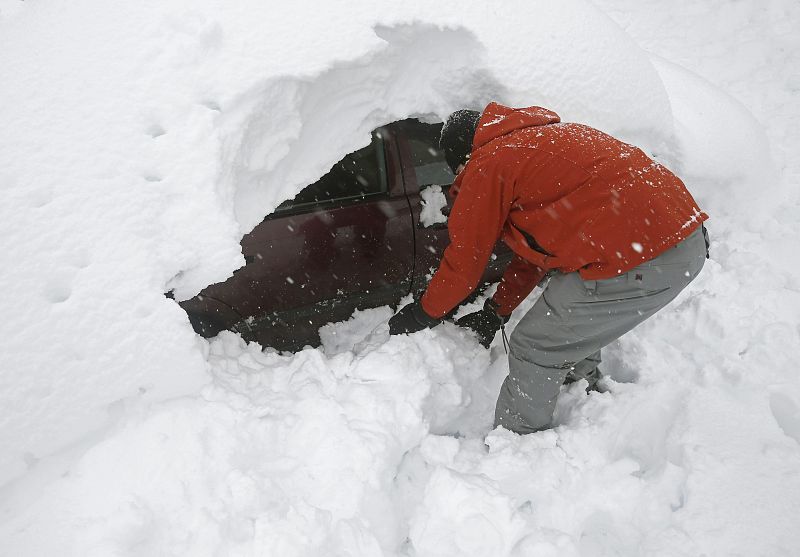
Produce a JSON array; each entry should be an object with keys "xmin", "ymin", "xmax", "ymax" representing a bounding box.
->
[{"xmin": 472, "ymin": 102, "xmax": 561, "ymax": 150}]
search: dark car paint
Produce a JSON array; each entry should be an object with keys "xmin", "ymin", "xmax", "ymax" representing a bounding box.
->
[{"xmin": 179, "ymin": 120, "xmax": 511, "ymax": 351}]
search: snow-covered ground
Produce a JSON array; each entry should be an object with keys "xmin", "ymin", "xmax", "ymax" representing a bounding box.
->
[{"xmin": 1, "ymin": 0, "xmax": 798, "ymax": 555}]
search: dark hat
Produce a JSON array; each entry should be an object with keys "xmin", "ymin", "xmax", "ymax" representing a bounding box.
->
[{"xmin": 440, "ymin": 109, "xmax": 481, "ymax": 174}]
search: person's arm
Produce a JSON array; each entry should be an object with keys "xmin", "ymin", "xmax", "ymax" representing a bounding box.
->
[
  {"xmin": 491, "ymin": 255, "xmax": 547, "ymax": 316},
  {"xmin": 420, "ymin": 157, "xmax": 514, "ymax": 318},
  {"xmin": 452, "ymin": 255, "xmax": 546, "ymax": 347}
]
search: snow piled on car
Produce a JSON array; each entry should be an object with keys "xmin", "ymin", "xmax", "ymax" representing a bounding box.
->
[{"xmin": 1, "ymin": 0, "xmax": 799, "ymax": 555}]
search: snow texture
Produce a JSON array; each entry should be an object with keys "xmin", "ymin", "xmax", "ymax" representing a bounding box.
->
[
  {"xmin": 1, "ymin": 0, "xmax": 799, "ymax": 555},
  {"xmin": 419, "ymin": 186, "xmax": 449, "ymax": 228}
]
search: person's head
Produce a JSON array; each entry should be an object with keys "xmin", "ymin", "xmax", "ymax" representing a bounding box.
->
[{"xmin": 440, "ymin": 109, "xmax": 481, "ymax": 175}]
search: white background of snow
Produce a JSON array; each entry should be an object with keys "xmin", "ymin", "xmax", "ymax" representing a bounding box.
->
[{"xmin": 1, "ymin": 0, "xmax": 799, "ymax": 555}]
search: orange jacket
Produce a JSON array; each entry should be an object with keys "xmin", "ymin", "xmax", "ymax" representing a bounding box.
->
[{"xmin": 420, "ymin": 102, "xmax": 708, "ymax": 318}]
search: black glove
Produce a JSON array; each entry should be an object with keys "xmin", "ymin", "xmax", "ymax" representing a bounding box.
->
[
  {"xmin": 455, "ymin": 299, "xmax": 509, "ymax": 348},
  {"xmin": 389, "ymin": 301, "xmax": 441, "ymax": 335}
]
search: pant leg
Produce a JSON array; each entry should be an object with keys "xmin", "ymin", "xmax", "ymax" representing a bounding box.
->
[{"xmin": 495, "ymin": 227, "xmax": 707, "ymax": 434}]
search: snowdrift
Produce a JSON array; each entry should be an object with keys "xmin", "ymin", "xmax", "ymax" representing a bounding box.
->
[
  {"xmin": 0, "ymin": 0, "xmax": 670, "ymax": 487},
  {"xmin": 1, "ymin": 0, "xmax": 799, "ymax": 555}
]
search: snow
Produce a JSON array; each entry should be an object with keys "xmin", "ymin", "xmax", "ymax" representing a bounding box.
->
[
  {"xmin": 419, "ymin": 186, "xmax": 449, "ymax": 228},
  {"xmin": 1, "ymin": 0, "xmax": 799, "ymax": 555},
  {"xmin": 0, "ymin": 0, "xmax": 672, "ymax": 487}
]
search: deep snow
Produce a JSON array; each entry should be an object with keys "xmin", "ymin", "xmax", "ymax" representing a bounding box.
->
[{"xmin": 1, "ymin": 0, "xmax": 799, "ymax": 555}]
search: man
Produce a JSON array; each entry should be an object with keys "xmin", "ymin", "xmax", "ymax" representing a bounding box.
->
[{"xmin": 388, "ymin": 102, "xmax": 708, "ymax": 434}]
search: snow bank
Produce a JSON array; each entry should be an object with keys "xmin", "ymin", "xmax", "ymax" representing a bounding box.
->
[
  {"xmin": 2, "ymin": 0, "xmax": 800, "ymax": 555},
  {"xmin": 0, "ymin": 0, "xmax": 669, "ymax": 486},
  {"xmin": 651, "ymin": 57, "xmax": 777, "ymax": 218},
  {"xmin": 6, "ymin": 294, "xmax": 798, "ymax": 555}
]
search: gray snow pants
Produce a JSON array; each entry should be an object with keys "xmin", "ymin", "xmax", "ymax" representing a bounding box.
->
[{"xmin": 495, "ymin": 226, "xmax": 708, "ymax": 434}]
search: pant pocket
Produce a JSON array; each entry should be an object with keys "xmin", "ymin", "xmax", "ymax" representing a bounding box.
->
[{"xmin": 632, "ymin": 262, "xmax": 691, "ymax": 294}]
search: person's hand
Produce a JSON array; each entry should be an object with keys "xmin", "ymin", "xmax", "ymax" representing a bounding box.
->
[
  {"xmin": 455, "ymin": 299, "xmax": 509, "ymax": 348},
  {"xmin": 389, "ymin": 301, "xmax": 441, "ymax": 335}
]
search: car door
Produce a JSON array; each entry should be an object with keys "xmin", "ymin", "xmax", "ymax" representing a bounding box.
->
[
  {"xmin": 193, "ymin": 127, "xmax": 415, "ymax": 350},
  {"xmin": 393, "ymin": 119, "xmax": 512, "ymax": 307}
]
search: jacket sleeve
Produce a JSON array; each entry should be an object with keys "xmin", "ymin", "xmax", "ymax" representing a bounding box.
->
[
  {"xmin": 420, "ymin": 158, "xmax": 514, "ymax": 318},
  {"xmin": 491, "ymin": 254, "xmax": 547, "ymax": 316}
]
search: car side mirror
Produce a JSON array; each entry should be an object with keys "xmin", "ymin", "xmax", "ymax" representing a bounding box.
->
[{"xmin": 418, "ymin": 183, "xmax": 451, "ymax": 229}]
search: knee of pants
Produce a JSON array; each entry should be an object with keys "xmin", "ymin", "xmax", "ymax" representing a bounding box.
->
[
  {"xmin": 508, "ymin": 326, "xmax": 537, "ymax": 362},
  {"xmin": 508, "ymin": 329, "xmax": 574, "ymax": 370},
  {"xmin": 508, "ymin": 311, "xmax": 558, "ymax": 355}
]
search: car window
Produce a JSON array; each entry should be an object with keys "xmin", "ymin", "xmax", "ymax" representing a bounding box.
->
[
  {"xmin": 278, "ymin": 131, "xmax": 387, "ymax": 211},
  {"xmin": 403, "ymin": 120, "xmax": 454, "ymax": 187}
]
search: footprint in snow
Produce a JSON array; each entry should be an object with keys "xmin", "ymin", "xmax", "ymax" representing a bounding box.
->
[{"xmin": 146, "ymin": 124, "xmax": 166, "ymax": 138}]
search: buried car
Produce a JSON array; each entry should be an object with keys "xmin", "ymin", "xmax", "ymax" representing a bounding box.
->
[{"xmin": 179, "ymin": 119, "xmax": 512, "ymax": 351}]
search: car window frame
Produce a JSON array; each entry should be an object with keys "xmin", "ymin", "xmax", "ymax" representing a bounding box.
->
[{"xmin": 393, "ymin": 120, "xmax": 454, "ymax": 195}]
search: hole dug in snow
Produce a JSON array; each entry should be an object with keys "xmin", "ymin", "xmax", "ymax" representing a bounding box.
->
[{"xmin": 223, "ymin": 22, "xmax": 500, "ymax": 233}]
